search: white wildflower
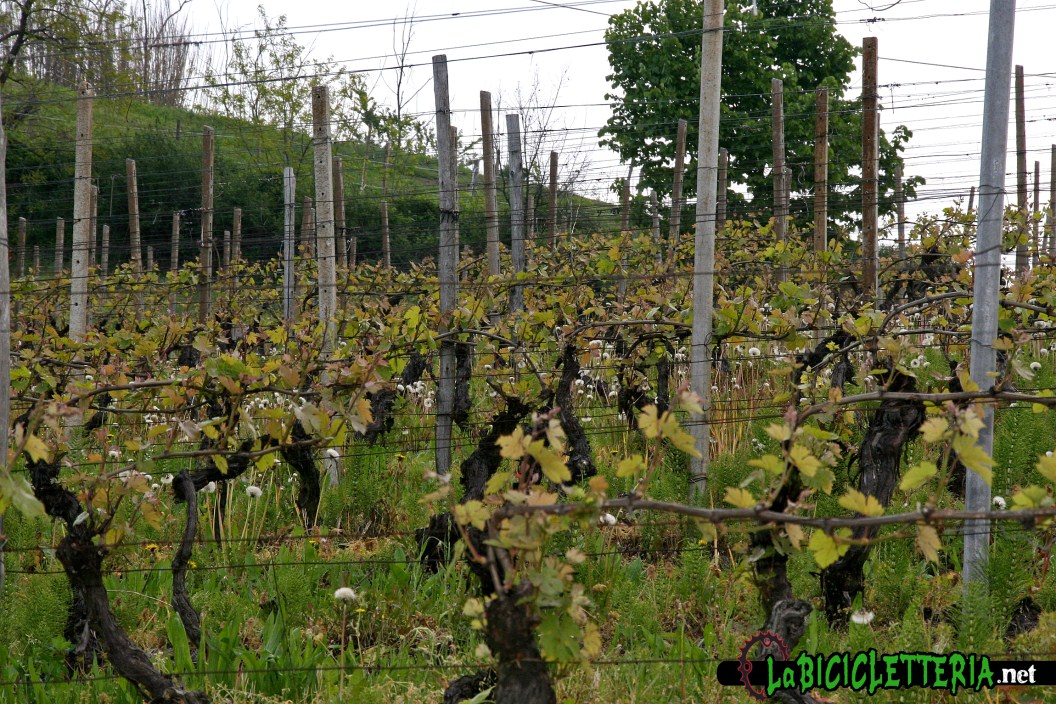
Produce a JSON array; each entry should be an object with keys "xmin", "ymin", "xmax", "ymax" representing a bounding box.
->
[
  {"xmin": 325, "ymin": 448, "xmax": 340, "ymax": 459},
  {"xmin": 748, "ymin": 347, "xmax": 762, "ymax": 357},
  {"xmin": 599, "ymin": 513, "xmax": 617, "ymax": 526},
  {"xmin": 993, "ymin": 495, "xmax": 1006, "ymax": 510},
  {"xmin": 201, "ymin": 481, "xmax": 217, "ymax": 494},
  {"xmin": 246, "ymin": 485, "xmax": 263, "ymax": 499},
  {"xmin": 850, "ymin": 610, "xmax": 875, "ymax": 626},
  {"xmin": 334, "ymin": 587, "xmax": 357, "ymax": 602},
  {"xmin": 160, "ymin": 474, "xmax": 174, "ymax": 486}
]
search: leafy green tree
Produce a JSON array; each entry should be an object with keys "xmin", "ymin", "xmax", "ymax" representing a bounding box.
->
[
  {"xmin": 601, "ymin": 0, "xmax": 921, "ymax": 232},
  {"xmin": 204, "ymin": 7, "xmax": 370, "ymax": 174}
]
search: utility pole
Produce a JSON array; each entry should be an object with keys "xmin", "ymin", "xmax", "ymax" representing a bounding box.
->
[
  {"xmin": 689, "ymin": 0, "xmax": 723, "ymax": 500},
  {"xmin": 966, "ymin": 0, "xmax": 1016, "ymax": 592}
]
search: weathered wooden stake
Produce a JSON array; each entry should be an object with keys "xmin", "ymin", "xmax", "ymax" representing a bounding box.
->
[
  {"xmin": 33, "ymin": 245, "xmax": 39, "ymax": 272},
  {"xmin": 772, "ymin": 77, "xmax": 788, "ymax": 282},
  {"xmin": 222, "ymin": 230, "xmax": 231, "ymax": 268},
  {"xmin": 481, "ymin": 91, "xmax": 500, "ymax": 278},
  {"xmin": 69, "ymin": 83, "xmax": 92, "ymax": 339},
  {"xmin": 895, "ymin": 162, "xmax": 906, "ymax": 258},
  {"xmin": 668, "ymin": 118, "xmax": 687, "ymax": 270},
  {"xmin": 17, "ymin": 217, "xmax": 25, "ymax": 278},
  {"xmin": 126, "ymin": 158, "xmax": 142, "ymax": 274},
  {"xmin": 89, "ymin": 184, "xmax": 98, "ymax": 267},
  {"xmin": 861, "ymin": 37, "xmax": 879, "ymax": 299},
  {"xmin": 283, "ymin": 167, "xmax": 296, "ymax": 321},
  {"xmin": 689, "ymin": 0, "xmax": 724, "ymax": 500},
  {"xmin": 968, "ymin": 186, "xmax": 976, "ymax": 212},
  {"xmin": 312, "ymin": 84, "xmax": 338, "ymax": 363},
  {"xmin": 380, "ymin": 202, "xmax": 390, "ymax": 268},
  {"xmin": 199, "ymin": 127, "xmax": 215, "ymax": 323},
  {"xmin": 548, "ymin": 150, "xmax": 558, "ymax": 250},
  {"xmin": 300, "ymin": 196, "xmax": 315, "ymax": 257},
  {"xmin": 717, "ymin": 148, "xmax": 728, "ymax": 230},
  {"xmin": 1033, "ymin": 160, "xmax": 1040, "ymax": 268},
  {"xmin": 1049, "ymin": 145, "xmax": 1056, "ymax": 259},
  {"xmin": 146, "ymin": 245, "xmax": 153, "ymax": 272},
  {"xmin": 54, "ymin": 218, "xmax": 64, "ymax": 274},
  {"xmin": 232, "ymin": 207, "xmax": 242, "ymax": 263},
  {"xmin": 507, "ymin": 113, "xmax": 525, "ymax": 313},
  {"xmin": 1015, "ymin": 65, "xmax": 1029, "ymax": 272},
  {"xmin": 170, "ymin": 212, "xmax": 180, "ymax": 272},
  {"xmin": 100, "ymin": 226, "xmax": 109, "ymax": 275},
  {"xmin": 814, "ymin": 86, "xmax": 829, "ymax": 253},
  {"xmin": 651, "ymin": 190, "xmax": 661, "ymax": 264},
  {"xmin": 332, "ymin": 157, "xmax": 346, "ymax": 269},
  {"xmin": 434, "ymin": 55, "xmax": 459, "ymax": 478}
]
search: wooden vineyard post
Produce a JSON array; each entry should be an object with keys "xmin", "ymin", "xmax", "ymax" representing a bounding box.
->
[
  {"xmin": 0, "ymin": 87, "xmax": 9, "ymax": 598},
  {"xmin": 54, "ymin": 218, "xmax": 64, "ymax": 275},
  {"xmin": 481, "ymin": 91, "xmax": 500, "ymax": 278},
  {"xmin": 146, "ymin": 245, "xmax": 153, "ymax": 272},
  {"xmin": 433, "ymin": 55, "xmax": 459, "ymax": 478},
  {"xmin": 126, "ymin": 158, "xmax": 142, "ymax": 274},
  {"xmin": 1033, "ymin": 160, "xmax": 1040, "ymax": 267},
  {"xmin": 895, "ymin": 162, "xmax": 906, "ymax": 259},
  {"xmin": 300, "ymin": 196, "xmax": 315, "ymax": 258},
  {"xmin": 17, "ymin": 217, "xmax": 25, "ymax": 278},
  {"xmin": 89, "ymin": 184, "xmax": 98, "ymax": 267},
  {"xmin": 651, "ymin": 190, "xmax": 661, "ymax": 264},
  {"xmin": 232, "ymin": 207, "xmax": 242, "ymax": 263},
  {"xmin": 1015, "ymin": 65, "xmax": 1029, "ymax": 273},
  {"xmin": 772, "ymin": 78, "xmax": 787, "ymax": 282},
  {"xmin": 312, "ymin": 85, "xmax": 338, "ymax": 360},
  {"xmin": 70, "ymin": 83, "xmax": 92, "ymax": 339},
  {"xmin": 667, "ymin": 118, "xmax": 687, "ymax": 271},
  {"xmin": 222, "ymin": 230, "xmax": 231, "ymax": 269},
  {"xmin": 507, "ymin": 113, "xmax": 525, "ymax": 314},
  {"xmin": 527, "ymin": 180, "xmax": 536, "ymax": 241},
  {"xmin": 283, "ymin": 167, "xmax": 296, "ymax": 322},
  {"xmin": 379, "ymin": 143, "xmax": 391, "ymax": 269},
  {"xmin": 1049, "ymin": 145, "xmax": 1056, "ymax": 259},
  {"xmin": 100, "ymin": 226, "xmax": 109, "ymax": 276},
  {"xmin": 199, "ymin": 126, "xmax": 214, "ymax": 323},
  {"xmin": 968, "ymin": 186, "xmax": 976, "ymax": 212},
  {"xmin": 548, "ymin": 150, "xmax": 558, "ymax": 250},
  {"xmin": 333, "ymin": 157, "xmax": 346, "ymax": 270},
  {"xmin": 689, "ymin": 0, "xmax": 723, "ymax": 500},
  {"xmin": 717, "ymin": 148, "xmax": 728, "ymax": 230},
  {"xmin": 862, "ymin": 37, "xmax": 879, "ymax": 300},
  {"xmin": 618, "ymin": 166, "xmax": 632, "ymax": 302},
  {"xmin": 32, "ymin": 245, "xmax": 39, "ymax": 273},
  {"xmin": 170, "ymin": 213, "xmax": 180, "ymax": 272},
  {"xmin": 814, "ymin": 86, "xmax": 829, "ymax": 253}
]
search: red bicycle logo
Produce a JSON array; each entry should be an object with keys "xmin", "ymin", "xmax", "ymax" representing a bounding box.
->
[{"xmin": 738, "ymin": 631, "xmax": 789, "ymax": 700}]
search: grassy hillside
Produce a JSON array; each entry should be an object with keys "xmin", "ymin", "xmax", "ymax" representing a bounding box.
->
[{"xmin": 3, "ymin": 84, "xmax": 624, "ymax": 270}]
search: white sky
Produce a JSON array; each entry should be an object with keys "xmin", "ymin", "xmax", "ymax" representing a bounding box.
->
[{"xmin": 188, "ymin": 0, "xmax": 1056, "ymax": 232}]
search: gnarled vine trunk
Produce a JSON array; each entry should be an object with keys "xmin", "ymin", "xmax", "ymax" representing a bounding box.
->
[{"xmin": 820, "ymin": 370, "xmax": 924, "ymax": 623}]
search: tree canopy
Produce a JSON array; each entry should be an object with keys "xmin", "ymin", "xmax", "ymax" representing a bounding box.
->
[{"xmin": 601, "ymin": 0, "xmax": 920, "ymax": 231}]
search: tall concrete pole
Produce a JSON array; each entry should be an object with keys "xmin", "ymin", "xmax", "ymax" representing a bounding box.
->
[
  {"xmin": 965, "ymin": 0, "xmax": 1016, "ymax": 589},
  {"xmin": 689, "ymin": 0, "xmax": 723, "ymax": 500}
]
